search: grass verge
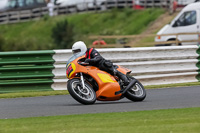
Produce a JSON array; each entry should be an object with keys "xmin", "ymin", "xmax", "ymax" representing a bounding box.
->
[
  {"xmin": 0, "ymin": 90, "xmax": 68, "ymax": 99},
  {"xmin": 0, "ymin": 82, "xmax": 200, "ymax": 99},
  {"xmin": 145, "ymin": 82, "xmax": 200, "ymax": 89},
  {"xmin": 0, "ymin": 8, "xmax": 164, "ymax": 51},
  {"xmin": 0, "ymin": 107, "xmax": 200, "ymax": 133}
]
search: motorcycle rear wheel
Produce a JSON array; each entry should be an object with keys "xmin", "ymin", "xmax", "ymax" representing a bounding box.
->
[
  {"xmin": 125, "ymin": 76, "xmax": 146, "ymax": 102},
  {"xmin": 67, "ymin": 78, "xmax": 96, "ymax": 105}
]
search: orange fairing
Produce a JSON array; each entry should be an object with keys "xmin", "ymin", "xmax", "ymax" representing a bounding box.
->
[
  {"xmin": 117, "ymin": 65, "xmax": 132, "ymax": 75},
  {"xmin": 95, "ymin": 71, "xmax": 121, "ymax": 101},
  {"xmin": 66, "ymin": 56, "xmax": 122, "ymax": 101}
]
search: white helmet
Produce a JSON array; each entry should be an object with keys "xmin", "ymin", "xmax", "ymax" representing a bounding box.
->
[{"xmin": 72, "ymin": 41, "xmax": 87, "ymax": 54}]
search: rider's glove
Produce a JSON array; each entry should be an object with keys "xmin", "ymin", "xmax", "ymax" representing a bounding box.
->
[{"xmin": 85, "ymin": 59, "xmax": 90, "ymax": 63}]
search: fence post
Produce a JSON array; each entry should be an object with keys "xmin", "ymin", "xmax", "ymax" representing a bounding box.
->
[
  {"xmin": 125, "ymin": 0, "xmax": 128, "ymax": 7},
  {"xmin": 65, "ymin": 5, "xmax": 68, "ymax": 14},
  {"xmin": 169, "ymin": 0, "xmax": 173, "ymax": 15},
  {"xmin": 198, "ymin": 33, "xmax": 200, "ymax": 46},
  {"xmin": 54, "ymin": 5, "xmax": 58, "ymax": 16},
  {"xmin": 176, "ymin": 34, "xmax": 179, "ymax": 45},
  {"xmin": 132, "ymin": 0, "xmax": 136, "ymax": 9},
  {"xmin": 6, "ymin": 12, "xmax": 9, "ymax": 24},
  {"xmin": 94, "ymin": 0, "xmax": 97, "ymax": 12},
  {"xmin": 152, "ymin": 0, "xmax": 155, "ymax": 8},
  {"xmin": 30, "ymin": 9, "xmax": 33, "ymax": 20},
  {"xmin": 106, "ymin": 0, "xmax": 108, "ymax": 9},
  {"xmin": 39, "ymin": 7, "xmax": 42, "ymax": 17},
  {"xmin": 17, "ymin": 11, "xmax": 20, "ymax": 22},
  {"xmin": 115, "ymin": 0, "xmax": 117, "ymax": 8}
]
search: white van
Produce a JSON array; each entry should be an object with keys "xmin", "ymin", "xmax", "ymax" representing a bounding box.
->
[
  {"xmin": 177, "ymin": 0, "xmax": 196, "ymax": 6},
  {"xmin": 155, "ymin": 2, "xmax": 200, "ymax": 45}
]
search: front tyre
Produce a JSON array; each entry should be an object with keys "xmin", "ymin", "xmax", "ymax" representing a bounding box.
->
[
  {"xmin": 125, "ymin": 77, "xmax": 146, "ymax": 102},
  {"xmin": 67, "ymin": 78, "xmax": 96, "ymax": 105}
]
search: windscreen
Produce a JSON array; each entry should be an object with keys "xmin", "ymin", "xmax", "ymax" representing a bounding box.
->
[{"xmin": 66, "ymin": 52, "xmax": 85, "ymax": 67}]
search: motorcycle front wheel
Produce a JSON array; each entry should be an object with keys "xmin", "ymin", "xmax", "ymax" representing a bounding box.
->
[
  {"xmin": 67, "ymin": 78, "xmax": 96, "ymax": 105},
  {"xmin": 125, "ymin": 76, "xmax": 146, "ymax": 102}
]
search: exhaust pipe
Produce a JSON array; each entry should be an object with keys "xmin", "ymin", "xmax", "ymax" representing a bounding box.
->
[{"xmin": 115, "ymin": 79, "xmax": 137, "ymax": 95}]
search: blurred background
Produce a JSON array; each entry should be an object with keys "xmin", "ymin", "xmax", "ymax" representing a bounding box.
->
[{"xmin": 0, "ymin": 0, "xmax": 199, "ymax": 51}]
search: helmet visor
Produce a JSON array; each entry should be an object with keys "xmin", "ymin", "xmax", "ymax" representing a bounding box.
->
[{"xmin": 72, "ymin": 49, "xmax": 81, "ymax": 54}]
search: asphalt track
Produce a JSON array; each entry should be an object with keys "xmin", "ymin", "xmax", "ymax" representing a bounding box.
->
[{"xmin": 0, "ymin": 86, "xmax": 200, "ymax": 119}]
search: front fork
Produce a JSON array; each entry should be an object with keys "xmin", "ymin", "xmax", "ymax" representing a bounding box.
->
[
  {"xmin": 80, "ymin": 72, "xmax": 85, "ymax": 89},
  {"xmin": 78, "ymin": 72, "xmax": 91, "ymax": 95}
]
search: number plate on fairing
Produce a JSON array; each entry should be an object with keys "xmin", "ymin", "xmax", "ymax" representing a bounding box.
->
[{"xmin": 66, "ymin": 63, "xmax": 76, "ymax": 78}]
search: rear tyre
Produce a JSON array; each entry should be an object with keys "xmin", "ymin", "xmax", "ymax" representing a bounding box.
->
[
  {"xmin": 125, "ymin": 76, "xmax": 146, "ymax": 102},
  {"xmin": 67, "ymin": 78, "xmax": 96, "ymax": 105}
]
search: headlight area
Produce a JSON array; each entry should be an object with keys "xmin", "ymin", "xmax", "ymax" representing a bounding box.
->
[{"xmin": 157, "ymin": 35, "xmax": 161, "ymax": 40}]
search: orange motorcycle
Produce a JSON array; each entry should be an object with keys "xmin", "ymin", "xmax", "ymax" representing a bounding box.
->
[{"xmin": 66, "ymin": 52, "xmax": 146, "ymax": 105}]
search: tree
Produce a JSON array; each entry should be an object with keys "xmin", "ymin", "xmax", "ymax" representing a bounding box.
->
[{"xmin": 52, "ymin": 19, "xmax": 74, "ymax": 49}]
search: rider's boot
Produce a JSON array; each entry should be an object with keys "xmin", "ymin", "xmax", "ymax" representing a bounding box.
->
[{"xmin": 116, "ymin": 71, "xmax": 130, "ymax": 86}]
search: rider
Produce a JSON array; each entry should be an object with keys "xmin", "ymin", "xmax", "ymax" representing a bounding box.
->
[{"xmin": 72, "ymin": 41, "xmax": 130, "ymax": 85}]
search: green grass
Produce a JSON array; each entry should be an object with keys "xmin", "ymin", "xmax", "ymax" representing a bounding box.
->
[
  {"xmin": 0, "ymin": 8, "xmax": 164, "ymax": 51},
  {"xmin": 1, "ymin": 82, "xmax": 200, "ymax": 99},
  {"xmin": 67, "ymin": 8, "xmax": 164, "ymax": 35},
  {"xmin": 1, "ymin": 107, "xmax": 200, "ymax": 133},
  {"xmin": 145, "ymin": 81, "xmax": 200, "ymax": 89},
  {"xmin": 0, "ymin": 90, "xmax": 68, "ymax": 99}
]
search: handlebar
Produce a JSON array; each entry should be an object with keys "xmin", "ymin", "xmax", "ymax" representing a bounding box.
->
[{"xmin": 78, "ymin": 62, "xmax": 89, "ymax": 66}]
